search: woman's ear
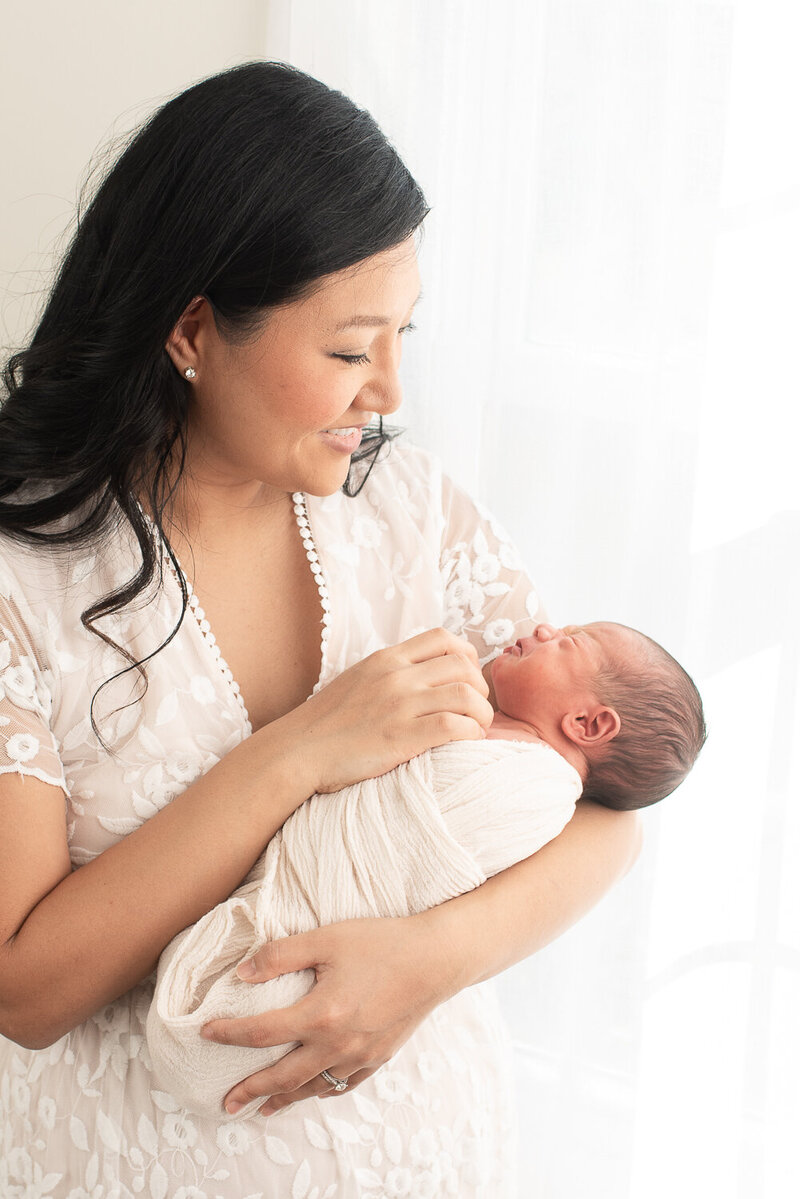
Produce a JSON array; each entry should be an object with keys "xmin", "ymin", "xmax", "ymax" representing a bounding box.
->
[
  {"xmin": 562, "ymin": 705, "xmax": 621, "ymax": 747},
  {"xmin": 164, "ymin": 296, "xmax": 212, "ymax": 376}
]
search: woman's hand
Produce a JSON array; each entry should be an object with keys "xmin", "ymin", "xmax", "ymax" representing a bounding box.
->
[
  {"xmin": 199, "ymin": 804, "xmax": 641, "ymax": 1118},
  {"xmin": 280, "ymin": 628, "xmax": 494, "ymax": 795},
  {"xmin": 200, "ymin": 913, "xmax": 456, "ymax": 1117}
]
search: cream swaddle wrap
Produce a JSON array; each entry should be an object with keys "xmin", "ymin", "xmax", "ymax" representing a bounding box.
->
[{"xmin": 146, "ymin": 739, "xmax": 581, "ymax": 1118}]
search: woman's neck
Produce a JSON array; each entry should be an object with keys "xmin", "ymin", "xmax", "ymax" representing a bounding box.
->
[{"xmin": 145, "ymin": 443, "xmax": 293, "ymax": 549}]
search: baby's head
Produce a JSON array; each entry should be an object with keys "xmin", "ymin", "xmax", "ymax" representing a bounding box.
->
[{"xmin": 490, "ymin": 622, "xmax": 706, "ymax": 811}]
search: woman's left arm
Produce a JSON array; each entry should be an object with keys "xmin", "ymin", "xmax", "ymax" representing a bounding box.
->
[{"xmin": 204, "ymin": 799, "xmax": 640, "ymax": 1115}]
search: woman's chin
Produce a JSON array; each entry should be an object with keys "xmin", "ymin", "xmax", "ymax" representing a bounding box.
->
[{"xmin": 295, "ymin": 457, "xmax": 355, "ymax": 497}]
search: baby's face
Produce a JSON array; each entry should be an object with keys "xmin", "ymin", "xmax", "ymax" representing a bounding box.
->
[{"xmin": 491, "ymin": 622, "xmax": 641, "ymax": 726}]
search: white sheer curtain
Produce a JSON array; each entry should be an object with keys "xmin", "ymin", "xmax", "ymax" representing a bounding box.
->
[{"xmin": 265, "ymin": 3, "xmax": 800, "ymax": 1196}]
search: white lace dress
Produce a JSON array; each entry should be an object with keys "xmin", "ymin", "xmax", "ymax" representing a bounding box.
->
[{"xmin": 0, "ymin": 444, "xmax": 544, "ymax": 1199}]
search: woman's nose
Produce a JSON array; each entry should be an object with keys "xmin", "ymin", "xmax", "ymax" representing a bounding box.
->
[{"xmin": 357, "ymin": 350, "xmax": 403, "ymax": 417}]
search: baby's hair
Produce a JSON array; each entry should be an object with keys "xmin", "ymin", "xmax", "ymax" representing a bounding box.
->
[{"xmin": 581, "ymin": 628, "xmax": 707, "ymax": 812}]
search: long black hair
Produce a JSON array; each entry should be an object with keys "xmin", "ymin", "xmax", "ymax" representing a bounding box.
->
[{"xmin": 0, "ymin": 62, "xmax": 427, "ymax": 709}]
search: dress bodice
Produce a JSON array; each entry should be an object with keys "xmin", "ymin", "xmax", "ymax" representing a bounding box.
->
[{"xmin": 0, "ymin": 443, "xmax": 545, "ymax": 1198}]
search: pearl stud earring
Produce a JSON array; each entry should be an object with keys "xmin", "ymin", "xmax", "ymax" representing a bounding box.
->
[{"xmin": 183, "ymin": 367, "xmax": 197, "ymax": 380}]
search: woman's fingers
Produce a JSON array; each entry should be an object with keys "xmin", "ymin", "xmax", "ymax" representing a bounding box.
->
[
  {"xmin": 201, "ymin": 1003, "xmax": 305, "ymax": 1051},
  {"xmin": 227, "ymin": 1054, "xmax": 379, "ymax": 1115},
  {"xmin": 415, "ymin": 678, "xmax": 493, "ymax": 725},
  {"xmin": 234, "ymin": 928, "xmax": 322, "ymax": 985},
  {"xmin": 259, "ymin": 626, "xmax": 494, "ymax": 794},
  {"xmin": 208, "ymin": 916, "xmax": 448, "ymax": 1117},
  {"xmin": 221, "ymin": 1040, "xmax": 377, "ymax": 1114},
  {"xmin": 413, "ymin": 709, "xmax": 490, "ymax": 746},
  {"xmin": 291, "ymin": 629, "xmax": 495, "ymax": 792},
  {"xmin": 221, "ymin": 1045, "xmax": 327, "ymax": 1113},
  {"xmin": 258, "ymin": 1067, "xmax": 374, "ymax": 1117},
  {"xmin": 383, "ymin": 652, "xmax": 492, "ymax": 728},
  {"xmin": 406, "ymin": 647, "xmax": 489, "ymax": 698},
  {"xmin": 392, "ymin": 626, "xmax": 481, "ymax": 666}
]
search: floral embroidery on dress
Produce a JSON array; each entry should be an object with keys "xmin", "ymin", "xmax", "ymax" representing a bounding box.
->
[
  {"xmin": 440, "ymin": 522, "xmax": 538, "ymax": 661},
  {"xmin": 0, "ymin": 444, "xmax": 536, "ymax": 1197},
  {"xmin": 5, "ymin": 732, "xmax": 40, "ymax": 762}
]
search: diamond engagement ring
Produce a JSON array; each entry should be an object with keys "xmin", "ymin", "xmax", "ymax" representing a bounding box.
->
[{"xmin": 320, "ymin": 1069, "xmax": 349, "ymax": 1092}]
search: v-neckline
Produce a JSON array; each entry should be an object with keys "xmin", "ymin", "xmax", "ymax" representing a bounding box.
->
[{"xmin": 161, "ymin": 491, "xmax": 333, "ymax": 735}]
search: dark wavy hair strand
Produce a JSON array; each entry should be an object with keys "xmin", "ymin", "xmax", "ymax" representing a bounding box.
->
[{"xmin": 0, "ymin": 62, "xmax": 428, "ymax": 737}]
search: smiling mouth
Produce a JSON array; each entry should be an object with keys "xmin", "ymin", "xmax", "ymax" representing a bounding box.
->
[{"xmin": 322, "ymin": 426, "xmax": 363, "ymax": 437}]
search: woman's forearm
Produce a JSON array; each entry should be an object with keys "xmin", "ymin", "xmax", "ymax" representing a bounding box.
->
[
  {"xmin": 0, "ymin": 629, "xmax": 491, "ymax": 1049},
  {"xmin": 418, "ymin": 801, "xmax": 642, "ymax": 993},
  {"xmin": 0, "ymin": 721, "xmax": 311, "ymax": 1049}
]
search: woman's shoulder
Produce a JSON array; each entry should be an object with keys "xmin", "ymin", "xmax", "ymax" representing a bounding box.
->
[
  {"xmin": 0, "ymin": 518, "xmax": 128, "ymax": 618},
  {"xmin": 0, "ymin": 487, "xmax": 96, "ymax": 597},
  {"xmin": 0, "ymin": 532, "xmax": 57, "ymax": 600}
]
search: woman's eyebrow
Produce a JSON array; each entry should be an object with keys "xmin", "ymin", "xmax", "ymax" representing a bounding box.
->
[
  {"xmin": 332, "ymin": 291, "xmax": 423, "ymax": 333},
  {"xmin": 333, "ymin": 314, "xmax": 392, "ymax": 332}
]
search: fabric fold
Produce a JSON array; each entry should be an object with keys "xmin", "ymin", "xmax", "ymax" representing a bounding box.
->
[{"xmin": 146, "ymin": 738, "xmax": 580, "ymax": 1119}]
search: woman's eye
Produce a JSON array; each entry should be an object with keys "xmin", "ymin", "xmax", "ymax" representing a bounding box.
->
[
  {"xmin": 332, "ymin": 323, "xmax": 415, "ymax": 366},
  {"xmin": 334, "ymin": 352, "xmax": 371, "ymax": 366}
]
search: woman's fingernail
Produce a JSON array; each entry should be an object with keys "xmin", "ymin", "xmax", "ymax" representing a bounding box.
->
[
  {"xmin": 237, "ymin": 958, "xmax": 256, "ymax": 979},
  {"xmin": 225, "ymin": 1100, "xmax": 244, "ymax": 1115},
  {"xmin": 260, "ymin": 1105, "xmax": 276, "ymax": 1118},
  {"xmin": 200, "ymin": 1025, "xmax": 215, "ymax": 1039}
]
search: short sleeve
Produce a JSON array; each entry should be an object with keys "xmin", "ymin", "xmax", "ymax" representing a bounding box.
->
[
  {"xmin": 0, "ymin": 589, "xmax": 68, "ymax": 792},
  {"xmin": 440, "ymin": 475, "xmax": 547, "ymax": 664}
]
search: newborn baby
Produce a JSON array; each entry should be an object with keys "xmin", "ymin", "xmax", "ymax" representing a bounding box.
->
[
  {"xmin": 147, "ymin": 621, "xmax": 705, "ymax": 1117},
  {"xmin": 488, "ymin": 621, "xmax": 706, "ymax": 810}
]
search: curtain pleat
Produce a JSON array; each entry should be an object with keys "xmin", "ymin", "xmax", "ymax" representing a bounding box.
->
[{"xmin": 265, "ymin": 4, "xmax": 800, "ymax": 1196}]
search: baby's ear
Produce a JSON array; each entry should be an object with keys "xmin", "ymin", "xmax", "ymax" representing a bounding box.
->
[{"xmin": 562, "ymin": 706, "xmax": 621, "ymax": 747}]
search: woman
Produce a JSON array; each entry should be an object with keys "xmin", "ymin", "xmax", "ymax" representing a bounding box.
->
[{"xmin": 0, "ymin": 63, "xmax": 638, "ymax": 1196}]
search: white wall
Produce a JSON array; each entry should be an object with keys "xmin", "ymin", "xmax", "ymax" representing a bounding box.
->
[{"xmin": 0, "ymin": 0, "xmax": 267, "ymax": 353}]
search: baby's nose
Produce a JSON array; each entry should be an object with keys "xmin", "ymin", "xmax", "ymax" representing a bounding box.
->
[{"xmin": 534, "ymin": 623, "xmax": 561, "ymax": 642}]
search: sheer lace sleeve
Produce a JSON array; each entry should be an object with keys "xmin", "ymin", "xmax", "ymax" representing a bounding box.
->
[
  {"xmin": 440, "ymin": 475, "xmax": 546, "ymax": 665},
  {"xmin": 0, "ymin": 587, "xmax": 67, "ymax": 792}
]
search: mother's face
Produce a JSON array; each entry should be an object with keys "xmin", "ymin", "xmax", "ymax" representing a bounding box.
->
[{"xmin": 167, "ymin": 239, "xmax": 421, "ymax": 501}]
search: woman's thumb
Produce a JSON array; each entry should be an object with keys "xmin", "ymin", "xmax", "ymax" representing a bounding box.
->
[{"xmin": 237, "ymin": 931, "xmax": 319, "ymax": 982}]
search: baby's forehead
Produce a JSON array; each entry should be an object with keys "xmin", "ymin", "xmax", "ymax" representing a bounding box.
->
[{"xmin": 585, "ymin": 621, "xmax": 649, "ymax": 665}]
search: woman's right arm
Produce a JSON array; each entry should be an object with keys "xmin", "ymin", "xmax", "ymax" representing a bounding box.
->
[{"xmin": 0, "ymin": 628, "xmax": 492, "ymax": 1050}]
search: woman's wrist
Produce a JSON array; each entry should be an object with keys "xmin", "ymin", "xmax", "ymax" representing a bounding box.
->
[
  {"xmin": 256, "ymin": 702, "xmax": 330, "ymax": 803},
  {"xmin": 410, "ymin": 903, "xmax": 480, "ymax": 1002}
]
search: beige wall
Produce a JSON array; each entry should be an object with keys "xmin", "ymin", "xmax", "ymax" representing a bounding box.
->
[{"xmin": 0, "ymin": 0, "xmax": 268, "ymax": 352}]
